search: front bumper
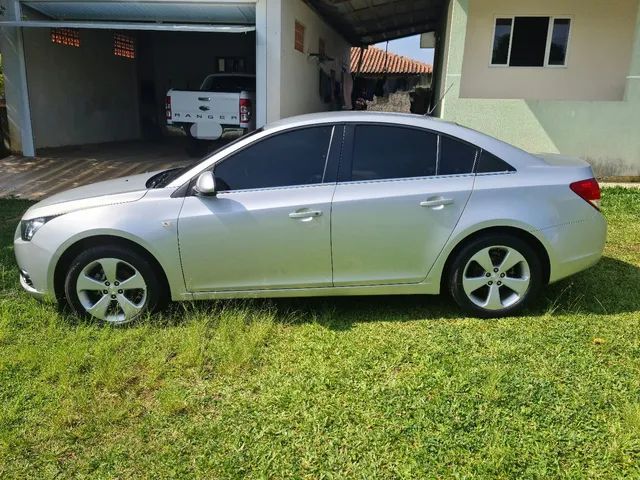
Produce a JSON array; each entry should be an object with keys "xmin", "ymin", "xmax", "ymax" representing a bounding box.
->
[
  {"xmin": 19, "ymin": 269, "xmax": 49, "ymax": 302},
  {"xmin": 14, "ymin": 226, "xmax": 56, "ymax": 303}
]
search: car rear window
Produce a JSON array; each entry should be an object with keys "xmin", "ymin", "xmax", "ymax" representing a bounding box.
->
[
  {"xmin": 201, "ymin": 76, "xmax": 255, "ymax": 92},
  {"xmin": 438, "ymin": 136, "xmax": 478, "ymax": 175},
  {"xmin": 476, "ymin": 150, "xmax": 516, "ymax": 173}
]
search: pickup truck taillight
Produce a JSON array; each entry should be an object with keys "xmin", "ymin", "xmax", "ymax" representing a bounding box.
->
[
  {"xmin": 239, "ymin": 98, "xmax": 252, "ymax": 125},
  {"xmin": 165, "ymin": 95, "xmax": 172, "ymax": 120}
]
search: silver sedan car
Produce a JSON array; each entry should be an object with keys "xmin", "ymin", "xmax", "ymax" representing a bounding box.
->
[{"xmin": 15, "ymin": 112, "xmax": 606, "ymax": 323}]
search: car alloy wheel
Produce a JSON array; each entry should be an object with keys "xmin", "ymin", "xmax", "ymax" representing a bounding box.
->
[
  {"xmin": 64, "ymin": 245, "xmax": 167, "ymax": 325},
  {"xmin": 75, "ymin": 257, "xmax": 147, "ymax": 323},
  {"xmin": 448, "ymin": 234, "xmax": 543, "ymax": 318},
  {"xmin": 462, "ymin": 246, "xmax": 531, "ymax": 311}
]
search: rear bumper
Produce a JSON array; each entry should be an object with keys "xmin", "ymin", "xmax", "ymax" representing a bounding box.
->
[{"xmin": 543, "ymin": 213, "xmax": 607, "ymax": 284}]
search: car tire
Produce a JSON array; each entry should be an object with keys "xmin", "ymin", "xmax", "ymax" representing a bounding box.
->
[
  {"xmin": 64, "ymin": 245, "xmax": 167, "ymax": 324},
  {"xmin": 448, "ymin": 234, "xmax": 543, "ymax": 318}
]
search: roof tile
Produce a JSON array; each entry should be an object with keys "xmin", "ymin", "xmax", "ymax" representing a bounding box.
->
[{"xmin": 350, "ymin": 46, "xmax": 432, "ymax": 75}]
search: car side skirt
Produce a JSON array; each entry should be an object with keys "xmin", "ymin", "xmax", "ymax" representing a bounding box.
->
[{"xmin": 188, "ymin": 281, "xmax": 439, "ymax": 301}]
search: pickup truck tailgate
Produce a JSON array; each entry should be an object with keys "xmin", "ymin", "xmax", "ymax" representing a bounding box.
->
[{"xmin": 168, "ymin": 91, "xmax": 240, "ymax": 125}]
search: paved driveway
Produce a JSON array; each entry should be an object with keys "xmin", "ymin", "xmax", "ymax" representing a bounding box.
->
[{"xmin": 0, "ymin": 139, "xmax": 194, "ymax": 200}]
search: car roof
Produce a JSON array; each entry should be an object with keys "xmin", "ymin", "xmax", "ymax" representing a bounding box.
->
[{"xmin": 204, "ymin": 73, "xmax": 256, "ymax": 78}]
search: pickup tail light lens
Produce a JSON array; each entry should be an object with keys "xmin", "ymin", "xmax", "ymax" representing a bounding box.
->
[
  {"xmin": 165, "ymin": 95, "xmax": 171, "ymax": 119},
  {"xmin": 239, "ymin": 98, "xmax": 252, "ymax": 124},
  {"xmin": 570, "ymin": 178, "xmax": 601, "ymax": 210}
]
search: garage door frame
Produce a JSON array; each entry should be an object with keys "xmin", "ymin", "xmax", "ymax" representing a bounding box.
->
[{"xmin": 0, "ymin": 0, "xmax": 265, "ymax": 157}]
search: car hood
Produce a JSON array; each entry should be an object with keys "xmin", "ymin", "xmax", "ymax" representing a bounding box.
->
[{"xmin": 23, "ymin": 171, "xmax": 159, "ymax": 220}]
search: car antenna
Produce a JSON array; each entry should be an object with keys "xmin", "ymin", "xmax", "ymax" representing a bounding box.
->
[{"xmin": 427, "ymin": 82, "xmax": 455, "ymax": 116}]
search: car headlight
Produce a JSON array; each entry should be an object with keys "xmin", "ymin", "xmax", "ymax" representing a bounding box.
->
[{"xmin": 20, "ymin": 216, "xmax": 56, "ymax": 241}]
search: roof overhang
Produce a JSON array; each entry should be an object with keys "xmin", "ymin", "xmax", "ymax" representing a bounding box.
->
[
  {"xmin": 0, "ymin": 19, "xmax": 255, "ymax": 32},
  {"xmin": 306, "ymin": 0, "xmax": 447, "ymax": 45},
  {"xmin": 1, "ymin": 0, "xmax": 256, "ymax": 32}
]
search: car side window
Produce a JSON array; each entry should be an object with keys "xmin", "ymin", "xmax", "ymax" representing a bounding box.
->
[
  {"xmin": 438, "ymin": 136, "xmax": 478, "ymax": 175},
  {"xmin": 476, "ymin": 150, "xmax": 517, "ymax": 173},
  {"xmin": 351, "ymin": 125, "xmax": 437, "ymax": 181},
  {"xmin": 214, "ymin": 126, "xmax": 334, "ymax": 191}
]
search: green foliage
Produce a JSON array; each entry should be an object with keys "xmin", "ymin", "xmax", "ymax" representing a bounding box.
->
[{"xmin": 0, "ymin": 189, "xmax": 639, "ymax": 479}]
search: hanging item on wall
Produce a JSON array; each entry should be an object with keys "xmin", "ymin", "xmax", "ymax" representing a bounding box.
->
[
  {"xmin": 374, "ymin": 41, "xmax": 390, "ymax": 97},
  {"xmin": 319, "ymin": 69, "xmax": 332, "ymax": 103},
  {"xmin": 342, "ymin": 50, "xmax": 353, "ymax": 110}
]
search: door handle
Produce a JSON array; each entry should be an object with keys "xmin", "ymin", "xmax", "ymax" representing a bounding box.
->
[
  {"xmin": 420, "ymin": 198, "xmax": 454, "ymax": 208},
  {"xmin": 289, "ymin": 210, "xmax": 323, "ymax": 219},
  {"xmin": 198, "ymin": 97, "xmax": 212, "ymax": 102}
]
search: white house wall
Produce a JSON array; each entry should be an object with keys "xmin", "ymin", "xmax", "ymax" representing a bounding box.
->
[
  {"xmin": 278, "ymin": 0, "xmax": 351, "ymax": 119},
  {"xmin": 459, "ymin": 0, "xmax": 638, "ymax": 101},
  {"xmin": 23, "ymin": 28, "xmax": 141, "ymax": 148}
]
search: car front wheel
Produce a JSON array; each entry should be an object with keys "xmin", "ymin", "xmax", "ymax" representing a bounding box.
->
[
  {"xmin": 64, "ymin": 245, "xmax": 166, "ymax": 324},
  {"xmin": 448, "ymin": 234, "xmax": 543, "ymax": 318}
]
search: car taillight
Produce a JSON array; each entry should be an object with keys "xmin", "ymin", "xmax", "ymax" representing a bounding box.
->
[
  {"xmin": 239, "ymin": 98, "xmax": 252, "ymax": 124},
  {"xmin": 570, "ymin": 178, "xmax": 601, "ymax": 210},
  {"xmin": 165, "ymin": 95, "xmax": 171, "ymax": 119}
]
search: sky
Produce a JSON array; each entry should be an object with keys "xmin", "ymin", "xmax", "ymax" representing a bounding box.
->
[{"xmin": 374, "ymin": 35, "xmax": 435, "ymax": 65}]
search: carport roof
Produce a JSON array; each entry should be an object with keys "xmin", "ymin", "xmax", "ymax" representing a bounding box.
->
[
  {"xmin": 307, "ymin": 0, "xmax": 447, "ymax": 45},
  {"xmin": 22, "ymin": 1, "xmax": 255, "ymax": 25}
]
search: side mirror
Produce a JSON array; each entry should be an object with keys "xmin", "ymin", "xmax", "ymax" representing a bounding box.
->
[{"xmin": 194, "ymin": 171, "xmax": 217, "ymax": 196}]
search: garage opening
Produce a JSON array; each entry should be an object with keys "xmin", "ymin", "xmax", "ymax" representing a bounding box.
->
[{"xmin": 18, "ymin": 1, "xmax": 258, "ymax": 161}]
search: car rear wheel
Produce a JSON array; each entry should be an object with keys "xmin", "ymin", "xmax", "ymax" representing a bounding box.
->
[
  {"xmin": 64, "ymin": 245, "xmax": 166, "ymax": 324},
  {"xmin": 448, "ymin": 234, "xmax": 543, "ymax": 318}
]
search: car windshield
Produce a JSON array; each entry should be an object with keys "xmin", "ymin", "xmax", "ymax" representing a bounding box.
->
[
  {"xmin": 200, "ymin": 75, "xmax": 255, "ymax": 92},
  {"xmin": 146, "ymin": 128, "xmax": 264, "ymax": 189}
]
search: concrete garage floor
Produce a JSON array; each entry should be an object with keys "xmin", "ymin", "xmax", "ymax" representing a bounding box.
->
[{"xmin": 0, "ymin": 138, "xmax": 197, "ymax": 200}]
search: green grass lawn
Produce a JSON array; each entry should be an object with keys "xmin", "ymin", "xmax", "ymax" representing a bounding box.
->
[{"xmin": 1, "ymin": 189, "xmax": 639, "ymax": 479}]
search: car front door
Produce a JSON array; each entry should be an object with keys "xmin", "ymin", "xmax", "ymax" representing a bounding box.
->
[
  {"xmin": 331, "ymin": 124, "xmax": 477, "ymax": 286},
  {"xmin": 178, "ymin": 125, "xmax": 341, "ymax": 292}
]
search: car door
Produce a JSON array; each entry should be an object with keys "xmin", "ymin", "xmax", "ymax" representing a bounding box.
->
[
  {"xmin": 331, "ymin": 124, "xmax": 477, "ymax": 286},
  {"xmin": 178, "ymin": 125, "xmax": 341, "ymax": 292}
]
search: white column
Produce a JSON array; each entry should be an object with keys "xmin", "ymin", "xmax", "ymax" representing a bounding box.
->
[
  {"xmin": 263, "ymin": 0, "xmax": 282, "ymax": 123},
  {"xmin": 255, "ymin": 0, "xmax": 268, "ymax": 127},
  {"xmin": 0, "ymin": 0, "xmax": 35, "ymax": 156}
]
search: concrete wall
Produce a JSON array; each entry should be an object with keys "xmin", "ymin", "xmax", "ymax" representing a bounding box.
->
[
  {"xmin": 146, "ymin": 31, "xmax": 255, "ymax": 94},
  {"xmin": 278, "ymin": 0, "xmax": 351, "ymax": 119},
  {"xmin": 438, "ymin": 0, "xmax": 640, "ymax": 176},
  {"xmin": 0, "ymin": 26, "xmax": 28, "ymax": 153},
  {"xmin": 23, "ymin": 28, "xmax": 141, "ymax": 149},
  {"xmin": 460, "ymin": 0, "xmax": 638, "ymax": 101}
]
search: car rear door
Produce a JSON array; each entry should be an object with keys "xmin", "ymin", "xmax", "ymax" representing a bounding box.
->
[{"xmin": 331, "ymin": 124, "xmax": 477, "ymax": 287}]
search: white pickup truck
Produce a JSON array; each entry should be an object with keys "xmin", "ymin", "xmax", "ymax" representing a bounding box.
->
[{"xmin": 166, "ymin": 73, "xmax": 256, "ymax": 141}]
